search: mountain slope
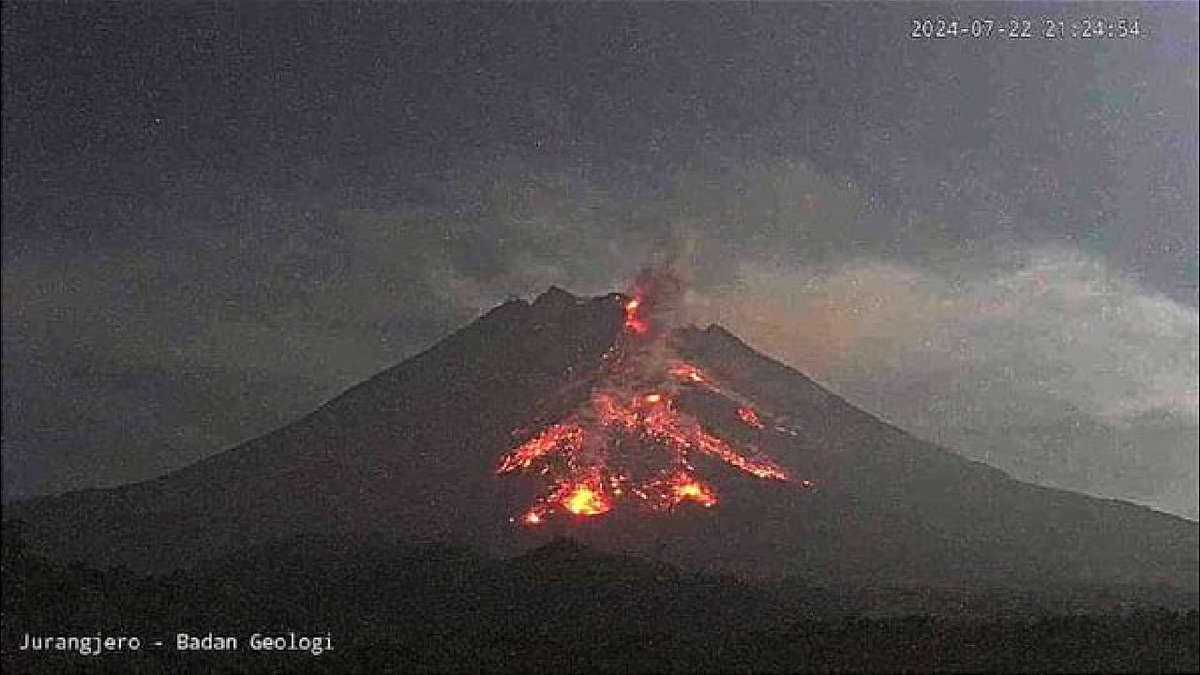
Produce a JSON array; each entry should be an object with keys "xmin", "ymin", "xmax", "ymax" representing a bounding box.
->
[{"xmin": 6, "ymin": 287, "xmax": 1197, "ymax": 592}]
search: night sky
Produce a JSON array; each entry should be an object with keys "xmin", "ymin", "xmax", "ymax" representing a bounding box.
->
[{"xmin": 3, "ymin": 2, "xmax": 1197, "ymax": 519}]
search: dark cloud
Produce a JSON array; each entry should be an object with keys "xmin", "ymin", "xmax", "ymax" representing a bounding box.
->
[{"xmin": 688, "ymin": 241, "xmax": 1196, "ymax": 517}]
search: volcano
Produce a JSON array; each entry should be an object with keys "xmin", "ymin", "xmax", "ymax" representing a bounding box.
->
[{"xmin": 6, "ymin": 285, "xmax": 1198, "ymax": 592}]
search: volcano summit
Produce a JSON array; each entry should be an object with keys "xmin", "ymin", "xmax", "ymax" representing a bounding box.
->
[
  {"xmin": 6, "ymin": 285, "xmax": 1198, "ymax": 592},
  {"xmin": 498, "ymin": 270, "xmax": 807, "ymax": 525}
]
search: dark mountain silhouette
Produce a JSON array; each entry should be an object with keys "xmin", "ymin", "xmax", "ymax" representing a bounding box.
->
[
  {"xmin": 6, "ymin": 287, "xmax": 1198, "ymax": 593},
  {"xmin": 7, "ymin": 529, "xmax": 1196, "ymax": 672}
]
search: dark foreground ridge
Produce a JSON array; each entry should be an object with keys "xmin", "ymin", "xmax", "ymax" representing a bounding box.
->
[
  {"xmin": 3, "ymin": 531, "xmax": 1198, "ymax": 673},
  {"xmin": 5, "ymin": 287, "xmax": 1198, "ymax": 593}
]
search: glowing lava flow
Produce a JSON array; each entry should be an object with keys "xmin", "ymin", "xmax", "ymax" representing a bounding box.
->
[
  {"xmin": 498, "ymin": 275, "xmax": 810, "ymax": 524},
  {"xmin": 560, "ymin": 480, "xmax": 613, "ymax": 516},
  {"xmin": 668, "ymin": 474, "xmax": 717, "ymax": 508},
  {"xmin": 624, "ymin": 298, "xmax": 650, "ymax": 335},
  {"xmin": 496, "ymin": 423, "xmax": 584, "ymax": 474},
  {"xmin": 737, "ymin": 406, "xmax": 766, "ymax": 429}
]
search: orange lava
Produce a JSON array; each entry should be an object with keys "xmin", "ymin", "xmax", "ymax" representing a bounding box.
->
[
  {"xmin": 498, "ymin": 384, "xmax": 791, "ymax": 520},
  {"xmin": 737, "ymin": 406, "xmax": 765, "ymax": 429},
  {"xmin": 497, "ymin": 422, "xmax": 584, "ymax": 473},
  {"xmin": 670, "ymin": 476, "xmax": 717, "ymax": 508},
  {"xmin": 561, "ymin": 481, "xmax": 613, "ymax": 516},
  {"xmin": 624, "ymin": 298, "xmax": 649, "ymax": 335},
  {"xmin": 497, "ymin": 280, "xmax": 812, "ymax": 524},
  {"xmin": 668, "ymin": 362, "xmax": 706, "ymax": 383},
  {"xmin": 668, "ymin": 361, "xmax": 726, "ymax": 394}
]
